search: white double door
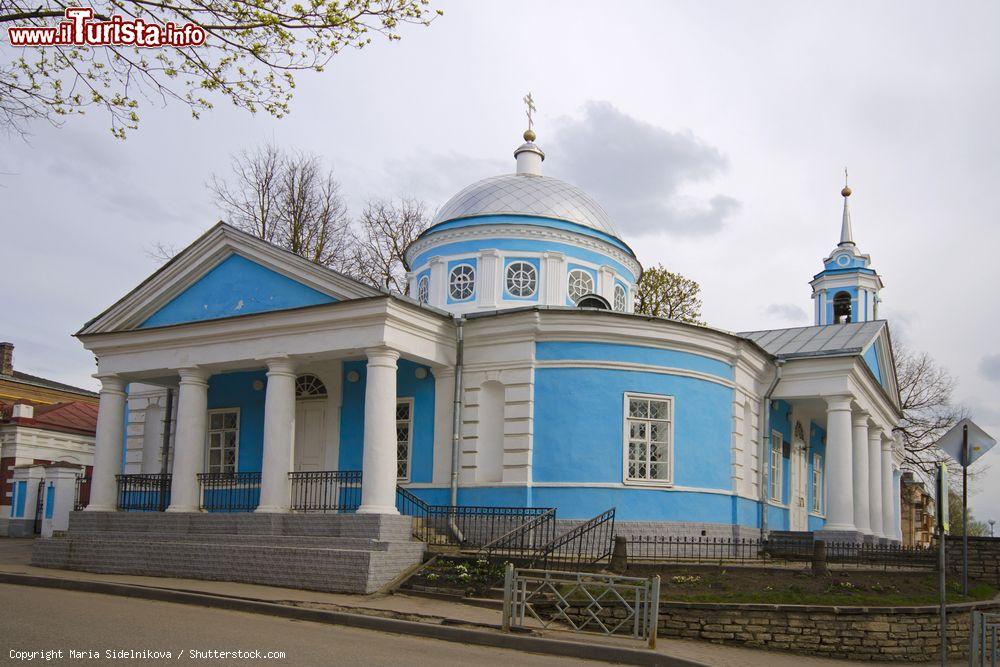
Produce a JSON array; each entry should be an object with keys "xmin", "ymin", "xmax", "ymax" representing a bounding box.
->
[
  {"xmin": 293, "ymin": 399, "xmax": 327, "ymax": 472},
  {"xmin": 789, "ymin": 441, "xmax": 809, "ymax": 532}
]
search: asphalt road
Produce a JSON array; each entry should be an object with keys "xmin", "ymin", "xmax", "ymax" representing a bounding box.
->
[{"xmin": 0, "ymin": 584, "xmax": 604, "ymax": 666}]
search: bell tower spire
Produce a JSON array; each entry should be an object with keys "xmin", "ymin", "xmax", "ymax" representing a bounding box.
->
[{"xmin": 810, "ymin": 177, "xmax": 884, "ymax": 325}]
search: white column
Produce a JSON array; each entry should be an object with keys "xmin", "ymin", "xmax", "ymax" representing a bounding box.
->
[
  {"xmin": 166, "ymin": 368, "xmax": 209, "ymax": 512},
  {"xmin": 881, "ymin": 437, "xmax": 896, "ymax": 541},
  {"xmin": 822, "ymin": 396, "xmax": 856, "ymax": 532},
  {"xmin": 257, "ymin": 358, "xmax": 297, "ymax": 513},
  {"xmin": 852, "ymin": 413, "xmax": 872, "ymax": 535},
  {"xmin": 868, "ymin": 426, "xmax": 885, "ymax": 539},
  {"xmin": 357, "ymin": 348, "xmax": 400, "ymax": 515},
  {"xmin": 86, "ymin": 375, "xmax": 127, "ymax": 512}
]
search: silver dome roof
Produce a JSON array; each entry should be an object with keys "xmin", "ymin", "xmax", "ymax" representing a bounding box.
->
[{"xmin": 431, "ymin": 173, "xmax": 622, "ymax": 238}]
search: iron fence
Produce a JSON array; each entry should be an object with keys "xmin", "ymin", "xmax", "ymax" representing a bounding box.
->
[
  {"xmin": 115, "ymin": 473, "xmax": 171, "ymax": 512},
  {"xmin": 502, "ymin": 565, "xmax": 660, "ymax": 648},
  {"xmin": 198, "ymin": 472, "xmax": 260, "ymax": 512},
  {"xmin": 479, "ymin": 508, "xmax": 558, "ymax": 561},
  {"xmin": 395, "ymin": 486, "xmax": 553, "ymax": 548},
  {"xmin": 73, "ymin": 475, "xmax": 91, "ymax": 511},
  {"xmin": 534, "ymin": 508, "xmax": 616, "ymax": 569},
  {"xmin": 289, "ymin": 470, "xmax": 362, "ymax": 512},
  {"xmin": 625, "ymin": 535, "xmax": 937, "ymax": 569}
]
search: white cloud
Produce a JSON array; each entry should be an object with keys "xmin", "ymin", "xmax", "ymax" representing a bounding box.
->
[{"xmin": 763, "ymin": 303, "xmax": 809, "ymax": 323}]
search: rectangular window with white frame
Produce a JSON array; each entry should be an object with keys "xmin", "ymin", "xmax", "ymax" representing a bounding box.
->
[
  {"xmin": 624, "ymin": 393, "xmax": 673, "ymax": 484},
  {"xmin": 396, "ymin": 398, "xmax": 413, "ymax": 481},
  {"xmin": 206, "ymin": 408, "xmax": 239, "ymax": 473},
  {"xmin": 770, "ymin": 430, "xmax": 783, "ymax": 502},
  {"xmin": 811, "ymin": 452, "xmax": 823, "ymax": 514}
]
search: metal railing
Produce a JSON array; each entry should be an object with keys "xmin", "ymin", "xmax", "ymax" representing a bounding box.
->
[
  {"xmin": 502, "ymin": 565, "xmax": 660, "ymax": 648},
  {"xmin": 198, "ymin": 472, "xmax": 260, "ymax": 512},
  {"xmin": 73, "ymin": 475, "xmax": 91, "ymax": 511},
  {"xmin": 289, "ymin": 470, "xmax": 362, "ymax": 512},
  {"xmin": 115, "ymin": 473, "xmax": 171, "ymax": 512},
  {"xmin": 395, "ymin": 486, "xmax": 554, "ymax": 548},
  {"xmin": 478, "ymin": 508, "xmax": 558, "ymax": 561},
  {"xmin": 533, "ymin": 508, "xmax": 616, "ymax": 569},
  {"xmin": 625, "ymin": 535, "xmax": 937, "ymax": 569},
  {"xmin": 970, "ymin": 611, "xmax": 1000, "ymax": 666}
]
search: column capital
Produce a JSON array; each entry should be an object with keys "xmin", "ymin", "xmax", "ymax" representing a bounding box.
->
[
  {"xmin": 852, "ymin": 412, "xmax": 870, "ymax": 428},
  {"xmin": 824, "ymin": 395, "xmax": 853, "ymax": 412},
  {"xmin": 264, "ymin": 357, "xmax": 297, "ymax": 377},
  {"xmin": 94, "ymin": 374, "xmax": 126, "ymax": 395},
  {"xmin": 479, "ymin": 248, "xmax": 500, "ymax": 257},
  {"xmin": 177, "ymin": 367, "xmax": 210, "ymax": 384},
  {"xmin": 365, "ymin": 347, "xmax": 400, "ymax": 367},
  {"xmin": 429, "ymin": 256, "xmax": 445, "ymax": 267},
  {"xmin": 868, "ymin": 424, "xmax": 884, "ymax": 440}
]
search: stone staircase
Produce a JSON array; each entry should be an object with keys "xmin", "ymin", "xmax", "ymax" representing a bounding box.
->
[{"xmin": 32, "ymin": 511, "xmax": 426, "ymax": 594}]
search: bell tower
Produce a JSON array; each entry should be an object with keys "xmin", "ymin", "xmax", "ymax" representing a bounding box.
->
[{"xmin": 811, "ymin": 178, "xmax": 884, "ymax": 325}]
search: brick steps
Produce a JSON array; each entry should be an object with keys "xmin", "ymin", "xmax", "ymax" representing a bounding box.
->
[{"xmin": 60, "ymin": 531, "xmax": 391, "ymax": 550}]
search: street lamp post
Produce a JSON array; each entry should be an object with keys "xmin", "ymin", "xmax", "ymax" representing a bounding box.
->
[{"xmin": 990, "ymin": 519, "xmax": 996, "ymax": 537}]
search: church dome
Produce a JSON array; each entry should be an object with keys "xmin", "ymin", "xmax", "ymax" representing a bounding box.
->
[{"xmin": 431, "ymin": 173, "xmax": 623, "ymax": 239}]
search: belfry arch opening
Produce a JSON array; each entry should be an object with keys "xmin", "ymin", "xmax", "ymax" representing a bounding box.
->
[{"xmin": 833, "ymin": 291, "xmax": 852, "ymax": 324}]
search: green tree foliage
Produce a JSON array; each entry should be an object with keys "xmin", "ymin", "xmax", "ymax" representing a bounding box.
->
[
  {"xmin": 1, "ymin": 1, "xmax": 440, "ymax": 138},
  {"xmin": 947, "ymin": 490, "xmax": 990, "ymax": 536},
  {"xmin": 634, "ymin": 263, "xmax": 704, "ymax": 324}
]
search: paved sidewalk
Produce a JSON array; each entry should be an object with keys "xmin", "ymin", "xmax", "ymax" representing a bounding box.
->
[{"xmin": 0, "ymin": 538, "xmax": 951, "ymax": 666}]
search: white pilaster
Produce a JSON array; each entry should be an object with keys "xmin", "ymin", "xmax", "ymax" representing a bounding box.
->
[
  {"xmin": 478, "ymin": 250, "xmax": 500, "ymax": 308},
  {"xmin": 86, "ymin": 375, "xmax": 127, "ymax": 512},
  {"xmin": 542, "ymin": 251, "xmax": 566, "ymax": 305},
  {"xmin": 358, "ymin": 348, "xmax": 400, "ymax": 515},
  {"xmin": 852, "ymin": 413, "xmax": 872, "ymax": 535},
  {"xmin": 598, "ymin": 265, "xmax": 616, "ymax": 302},
  {"xmin": 822, "ymin": 396, "xmax": 856, "ymax": 532},
  {"xmin": 429, "ymin": 257, "xmax": 446, "ymax": 307},
  {"xmin": 868, "ymin": 426, "xmax": 885, "ymax": 538},
  {"xmin": 257, "ymin": 358, "xmax": 297, "ymax": 513},
  {"xmin": 881, "ymin": 437, "xmax": 895, "ymax": 541},
  {"xmin": 166, "ymin": 367, "xmax": 209, "ymax": 512}
]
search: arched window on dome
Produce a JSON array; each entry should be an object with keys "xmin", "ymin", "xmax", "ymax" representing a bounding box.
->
[
  {"xmin": 833, "ymin": 291, "xmax": 852, "ymax": 324},
  {"xmin": 295, "ymin": 374, "xmax": 327, "ymax": 399},
  {"xmin": 613, "ymin": 284, "xmax": 628, "ymax": 312},
  {"xmin": 417, "ymin": 275, "xmax": 429, "ymax": 304},
  {"xmin": 505, "ymin": 261, "xmax": 537, "ymax": 298},
  {"xmin": 449, "ymin": 264, "xmax": 476, "ymax": 301},
  {"xmin": 567, "ymin": 269, "xmax": 594, "ymax": 304}
]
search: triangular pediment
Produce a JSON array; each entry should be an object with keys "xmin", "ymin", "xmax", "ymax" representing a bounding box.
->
[{"xmin": 79, "ymin": 223, "xmax": 381, "ymax": 335}]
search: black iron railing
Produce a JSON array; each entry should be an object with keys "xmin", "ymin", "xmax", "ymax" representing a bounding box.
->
[
  {"xmin": 478, "ymin": 507, "xmax": 558, "ymax": 560},
  {"xmin": 395, "ymin": 485, "xmax": 554, "ymax": 548},
  {"xmin": 289, "ymin": 470, "xmax": 362, "ymax": 512},
  {"xmin": 626, "ymin": 535, "xmax": 937, "ymax": 570},
  {"xmin": 198, "ymin": 472, "xmax": 260, "ymax": 512},
  {"xmin": 533, "ymin": 508, "xmax": 616, "ymax": 569},
  {"xmin": 116, "ymin": 473, "xmax": 171, "ymax": 512},
  {"xmin": 74, "ymin": 475, "xmax": 91, "ymax": 511}
]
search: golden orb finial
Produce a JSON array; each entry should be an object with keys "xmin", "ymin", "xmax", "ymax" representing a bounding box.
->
[
  {"xmin": 523, "ymin": 128, "xmax": 536, "ymax": 142},
  {"xmin": 842, "ymin": 185, "xmax": 852, "ymax": 197}
]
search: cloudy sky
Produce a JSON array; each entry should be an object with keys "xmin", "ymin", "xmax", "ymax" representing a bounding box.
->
[{"xmin": 2, "ymin": 1, "xmax": 998, "ymax": 521}]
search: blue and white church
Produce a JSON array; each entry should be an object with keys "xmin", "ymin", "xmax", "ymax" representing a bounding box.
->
[{"xmin": 38, "ymin": 124, "xmax": 906, "ymax": 589}]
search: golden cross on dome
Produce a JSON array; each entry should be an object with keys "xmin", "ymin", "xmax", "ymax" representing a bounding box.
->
[{"xmin": 523, "ymin": 92, "xmax": 536, "ymax": 131}]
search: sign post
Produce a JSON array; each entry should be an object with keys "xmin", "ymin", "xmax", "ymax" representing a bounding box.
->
[
  {"xmin": 936, "ymin": 461, "xmax": 949, "ymax": 667},
  {"xmin": 934, "ymin": 418, "xmax": 997, "ymax": 596}
]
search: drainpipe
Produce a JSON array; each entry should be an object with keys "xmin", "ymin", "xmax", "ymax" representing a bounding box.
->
[
  {"xmin": 759, "ymin": 359, "xmax": 785, "ymax": 538},
  {"xmin": 448, "ymin": 318, "xmax": 465, "ymax": 542}
]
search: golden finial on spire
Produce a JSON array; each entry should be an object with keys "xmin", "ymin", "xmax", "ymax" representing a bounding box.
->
[
  {"xmin": 842, "ymin": 167, "xmax": 852, "ymax": 197},
  {"xmin": 523, "ymin": 92, "xmax": 537, "ymax": 142}
]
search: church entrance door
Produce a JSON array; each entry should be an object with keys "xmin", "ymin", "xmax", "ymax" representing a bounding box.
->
[
  {"xmin": 790, "ymin": 440, "xmax": 809, "ymax": 532},
  {"xmin": 294, "ymin": 400, "xmax": 327, "ymax": 472}
]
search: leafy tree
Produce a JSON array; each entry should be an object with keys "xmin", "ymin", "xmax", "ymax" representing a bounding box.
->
[
  {"xmin": 947, "ymin": 490, "xmax": 989, "ymax": 536},
  {"xmin": 0, "ymin": 1, "xmax": 440, "ymax": 138},
  {"xmin": 634, "ymin": 263, "xmax": 703, "ymax": 324}
]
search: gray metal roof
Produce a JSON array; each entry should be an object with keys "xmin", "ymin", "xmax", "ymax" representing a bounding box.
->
[
  {"xmin": 738, "ymin": 321, "xmax": 885, "ymax": 359},
  {"xmin": 432, "ymin": 173, "xmax": 621, "ymax": 238}
]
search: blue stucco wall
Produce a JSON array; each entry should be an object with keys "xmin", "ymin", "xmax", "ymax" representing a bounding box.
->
[
  {"xmin": 864, "ymin": 343, "xmax": 882, "ymax": 384},
  {"xmin": 207, "ymin": 370, "xmax": 267, "ymax": 472},
  {"xmin": 13, "ymin": 481, "xmax": 26, "ymax": 518},
  {"xmin": 529, "ymin": 341, "xmax": 735, "ymax": 521},
  {"xmin": 44, "ymin": 484, "xmax": 54, "ymax": 519},
  {"xmin": 339, "ymin": 359, "xmax": 435, "ymax": 483},
  {"xmin": 140, "ymin": 254, "xmax": 335, "ymax": 328}
]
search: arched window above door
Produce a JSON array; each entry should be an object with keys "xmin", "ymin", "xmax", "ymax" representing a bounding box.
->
[{"xmin": 295, "ymin": 374, "xmax": 327, "ymax": 398}]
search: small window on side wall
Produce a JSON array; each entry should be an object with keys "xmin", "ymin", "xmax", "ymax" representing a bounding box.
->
[
  {"xmin": 624, "ymin": 393, "xmax": 673, "ymax": 484},
  {"xmin": 770, "ymin": 431, "xmax": 783, "ymax": 502}
]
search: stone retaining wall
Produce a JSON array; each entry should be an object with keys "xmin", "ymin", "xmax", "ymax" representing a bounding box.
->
[
  {"xmin": 563, "ymin": 598, "xmax": 1000, "ymax": 661},
  {"xmin": 946, "ymin": 536, "xmax": 1000, "ymax": 585}
]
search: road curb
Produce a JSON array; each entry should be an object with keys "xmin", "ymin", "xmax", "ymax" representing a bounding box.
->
[{"xmin": 0, "ymin": 571, "xmax": 705, "ymax": 666}]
